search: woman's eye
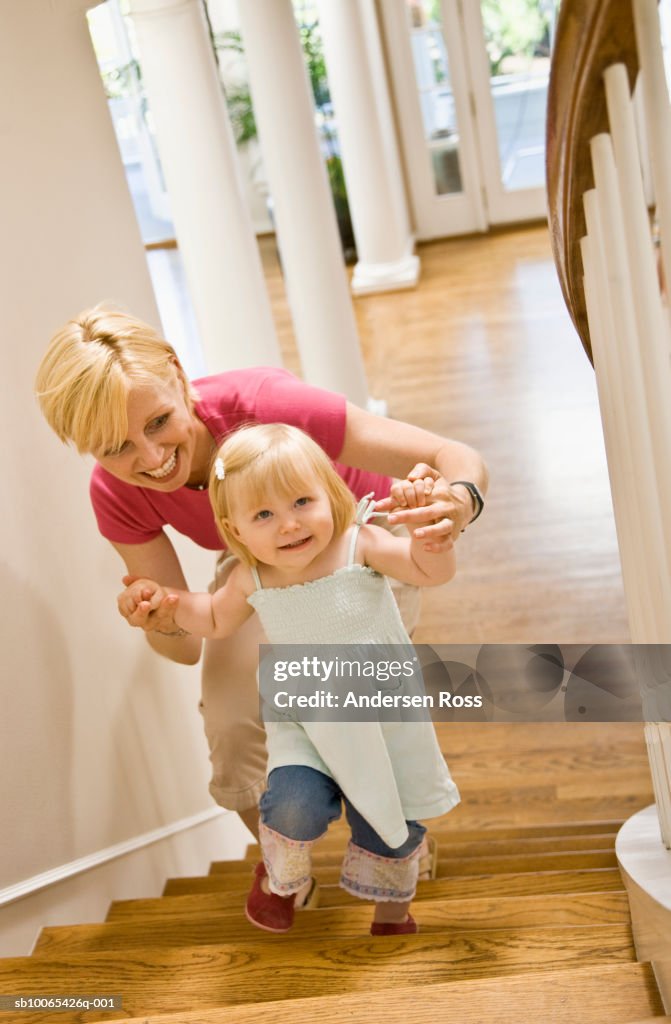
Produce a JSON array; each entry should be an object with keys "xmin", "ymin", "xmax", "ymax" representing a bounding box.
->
[
  {"xmin": 105, "ymin": 441, "xmax": 129, "ymax": 457},
  {"xmin": 148, "ymin": 414, "xmax": 169, "ymax": 432}
]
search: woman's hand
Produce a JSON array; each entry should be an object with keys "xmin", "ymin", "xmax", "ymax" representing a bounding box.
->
[
  {"xmin": 375, "ymin": 464, "xmax": 475, "ymax": 550},
  {"xmin": 118, "ymin": 574, "xmax": 183, "ymax": 635}
]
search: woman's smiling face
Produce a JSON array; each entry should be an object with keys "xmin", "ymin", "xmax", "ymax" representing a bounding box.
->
[{"xmin": 94, "ymin": 375, "xmax": 201, "ymax": 491}]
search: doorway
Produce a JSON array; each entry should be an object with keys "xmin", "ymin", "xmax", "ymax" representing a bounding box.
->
[{"xmin": 379, "ymin": 0, "xmax": 559, "ymax": 239}]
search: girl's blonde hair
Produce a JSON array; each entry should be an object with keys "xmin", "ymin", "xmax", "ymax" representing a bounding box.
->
[
  {"xmin": 34, "ymin": 306, "xmax": 198, "ymax": 455},
  {"xmin": 209, "ymin": 423, "xmax": 356, "ymax": 566}
]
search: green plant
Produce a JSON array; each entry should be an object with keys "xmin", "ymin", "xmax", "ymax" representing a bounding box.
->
[
  {"xmin": 100, "ymin": 58, "xmax": 142, "ymax": 100},
  {"xmin": 480, "ymin": 0, "xmax": 552, "ymax": 76},
  {"xmin": 214, "ymin": 20, "xmax": 356, "ymax": 262}
]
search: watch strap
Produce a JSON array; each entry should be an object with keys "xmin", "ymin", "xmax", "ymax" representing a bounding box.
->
[{"xmin": 450, "ymin": 480, "xmax": 484, "ymax": 524}]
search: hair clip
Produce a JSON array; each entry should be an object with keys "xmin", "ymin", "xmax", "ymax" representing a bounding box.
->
[{"xmin": 214, "ymin": 457, "xmax": 226, "ymax": 480}]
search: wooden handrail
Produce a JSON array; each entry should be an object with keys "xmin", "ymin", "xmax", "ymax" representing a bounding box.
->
[{"xmin": 546, "ymin": 0, "xmax": 639, "ymax": 363}]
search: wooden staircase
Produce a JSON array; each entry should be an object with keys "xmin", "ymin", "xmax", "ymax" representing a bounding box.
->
[{"xmin": 0, "ymin": 723, "xmax": 667, "ymax": 1023}]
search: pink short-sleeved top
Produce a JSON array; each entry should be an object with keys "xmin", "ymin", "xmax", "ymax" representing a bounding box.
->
[{"xmin": 90, "ymin": 367, "xmax": 392, "ymax": 551}]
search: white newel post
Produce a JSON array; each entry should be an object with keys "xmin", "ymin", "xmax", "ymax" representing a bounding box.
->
[
  {"xmin": 315, "ymin": 0, "xmax": 420, "ymax": 295},
  {"xmin": 126, "ymin": 0, "xmax": 281, "ymax": 372}
]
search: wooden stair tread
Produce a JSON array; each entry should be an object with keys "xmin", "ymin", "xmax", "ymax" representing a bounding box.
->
[
  {"xmin": 321, "ymin": 818, "xmax": 625, "ymax": 842},
  {"xmin": 0, "ymin": 927, "xmax": 637, "ymax": 1023},
  {"xmin": 34, "ymin": 891, "xmax": 633, "ymax": 954},
  {"xmin": 161, "ymin": 865, "xmax": 626, "ymax": 900},
  {"xmin": 451, "ymin": 756, "xmax": 652, "ymax": 786},
  {"xmin": 107, "ymin": 867, "xmax": 625, "ymax": 920},
  {"xmin": 163, "ymin": 849, "xmax": 618, "ymax": 893},
  {"xmin": 209, "ymin": 849, "xmax": 618, "ymax": 878},
  {"xmin": 239, "ymin": 830, "xmax": 618, "ymax": 863},
  {"xmin": 68, "ymin": 963, "xmax": 667, "ymax": 1024},
  {"xmin": 431, "ymin": 723, "xmax": 647, "ymax": 754},
  {"xmin": 442, "ymin": 788, "xmax": 653, "ymax": 821}
]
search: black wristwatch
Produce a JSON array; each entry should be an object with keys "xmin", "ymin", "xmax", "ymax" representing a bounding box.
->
[{"xmin": 450, "ymin": 480, "xmax": 485, "ymax": 524}]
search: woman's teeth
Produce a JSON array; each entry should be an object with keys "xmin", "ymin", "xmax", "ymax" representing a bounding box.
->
[{"xmin": 145, "ymin": 451, "xmax": 177, "ymax": 479}]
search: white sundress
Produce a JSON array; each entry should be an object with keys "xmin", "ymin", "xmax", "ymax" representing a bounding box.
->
[{"xmin": 247, "ymin": 495, "xmax": 460, "ymax": 848}]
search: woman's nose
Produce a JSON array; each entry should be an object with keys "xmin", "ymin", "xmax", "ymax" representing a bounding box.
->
[{"xmin": 137, "ymin": 437, "xmax": 165, "ymax": 467}]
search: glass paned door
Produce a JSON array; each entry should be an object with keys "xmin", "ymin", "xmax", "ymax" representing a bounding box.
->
[
  {"xmin": 460, "ymin": 0, "xmax": 559, "ymax": 223},
  {"xmin": 381, "ymin": 0, "xmax": 559, "ymax": 238},
  {"xmin": 409, "ymin": 15, "xmax": 463, "ymax": 195},
  {"xmin": 379, "ymin": 0, "xmax": 487, "ymax": 238}
]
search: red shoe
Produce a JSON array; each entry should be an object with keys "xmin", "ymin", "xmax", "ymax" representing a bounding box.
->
[
  {"xmin": 245, "ymin": 862, "xmax": 296, "ymax": 933},
  {"xmin": 370, "ymin": 913, "xmax": 418, "ymax": 936}
]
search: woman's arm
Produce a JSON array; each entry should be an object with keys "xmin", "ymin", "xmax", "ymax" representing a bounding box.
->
[
  {"xmin": 339, "ymin": 402, "xmax": 488, "ymax": 543},
  {"xmin": 112, "ymin": 534, "xmax": 203, "ymax": 665},
  {"xmin": 359, "ymin": 524, "xmax": 456, "ymax": 588}
]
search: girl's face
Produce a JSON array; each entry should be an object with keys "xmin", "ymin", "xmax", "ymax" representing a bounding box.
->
[
  {"xmin": 95, "ymin": 375, "xmax": 203, "ymax": 491},
  {"xmin": 228, "ymin": 473, "xmax": 335, "ymax": 570}
]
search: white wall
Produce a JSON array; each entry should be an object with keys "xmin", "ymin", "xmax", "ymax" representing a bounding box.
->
[{"xmin": 0, "ymin": 0, "xmax": 241, "ymax": 955}]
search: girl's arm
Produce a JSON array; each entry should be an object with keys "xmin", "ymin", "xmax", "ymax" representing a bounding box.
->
[
  {"xmin": 166, "ymin": 563, "xmax": 254, "ymax": 640},
  {"xmin": 113, "ymin": 534, "xmax": 203, "ymax": 664},
  {"xmin": 358, "ymin": 523, "xmax": 456, "ymax": 588}
]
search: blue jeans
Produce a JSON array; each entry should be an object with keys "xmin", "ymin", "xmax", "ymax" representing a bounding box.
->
[{"xmin": 259, "ymin": 764, "xmax": 426, "ymax": 859}]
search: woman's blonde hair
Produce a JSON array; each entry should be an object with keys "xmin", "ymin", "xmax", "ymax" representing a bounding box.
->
[
  {"xmin": 34, "ymin": 307, "xmax": 198, "ymax": 455},
  {"xmin": 209, "ymin": 423, "xmax": 356, "ymax": 566}
]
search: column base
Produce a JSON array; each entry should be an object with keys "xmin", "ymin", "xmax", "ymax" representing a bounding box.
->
[{"xmin": 351, "ymin": 252, "xmax": 420, "ymax": 296}]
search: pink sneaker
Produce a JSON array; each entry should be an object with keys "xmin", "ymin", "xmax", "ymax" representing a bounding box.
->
[
  {"xmin": 370, "ymin": 913, "xmax": 418, "ymax": 936},
  {"xmin": 245, "ymin": 862, "xmax": 296, "ymax": 933}
]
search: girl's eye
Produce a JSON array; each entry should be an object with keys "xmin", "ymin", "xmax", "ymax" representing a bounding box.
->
[
  {"xmin": 256, "ymin": 510, "xmax": 272, "ymax": 520},
  {"xmin": 295, "ymin": 497, "xmax": 310, "ymax": 507},
  {"xmin": 148, "ymin": 413, "xmax": 169, "ymax": 432}
]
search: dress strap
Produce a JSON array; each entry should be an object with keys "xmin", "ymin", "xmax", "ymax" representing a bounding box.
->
[
  {"xmin": 348, "ymin": 492, "xmax": 387, "ymax": 566},
  {"xmin": 250, "ymin": 566, "xmax": 263, "ymax": 590}
]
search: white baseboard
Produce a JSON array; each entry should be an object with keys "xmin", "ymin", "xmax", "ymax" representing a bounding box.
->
[{"xmin": 0, "ymin": 806, "xmax": 225, "ymax": 908}]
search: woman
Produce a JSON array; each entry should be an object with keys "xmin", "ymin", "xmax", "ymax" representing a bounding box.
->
[{"xmin": 35, "ymin": 307, "xmax": 487, "ymax": 841}]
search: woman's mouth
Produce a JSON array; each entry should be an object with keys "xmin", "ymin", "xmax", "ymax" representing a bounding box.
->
[{"xmin": 143, "ymin": 450, "xmax": 178, "ymax": 482}]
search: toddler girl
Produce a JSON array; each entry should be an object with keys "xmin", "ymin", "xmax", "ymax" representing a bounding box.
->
[{"xmin": 119, "ymin": 423, "xmax": 461, "ymax": 935}]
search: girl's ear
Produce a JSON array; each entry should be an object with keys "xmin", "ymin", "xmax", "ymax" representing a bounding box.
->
[{"xmin": 221, "ymin": 517, "xmax": 241, "ymax": 540}]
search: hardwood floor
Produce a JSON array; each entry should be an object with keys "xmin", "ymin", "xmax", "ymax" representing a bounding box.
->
[{"xmin": 260, "ymin": 224, "xmax": 629, "ymax": 644}]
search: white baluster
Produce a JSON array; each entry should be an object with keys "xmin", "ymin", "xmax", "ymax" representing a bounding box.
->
[
  {"xmin": 604, "ymin": 65, "xmax": 671, "ymax": 570},
  {"xmin": 590, "ymin": 132, "xmax": 671, "ymax": 640},
  {"xmin": 633, "ymin": 0, "xmax": 671, "ymax": 303},
  {"xmin": 580, "ymin": 221, "xmax": 647, "ymax": 640}
]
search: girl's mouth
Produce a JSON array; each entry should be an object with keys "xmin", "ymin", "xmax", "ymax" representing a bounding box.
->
[
  {"xmin": 143, "ymin": 449, "xmax": 178, "ymax": 482},
  {"xmin": 280, "ymin": 536, "xmax": 312, "ymax": 551}
]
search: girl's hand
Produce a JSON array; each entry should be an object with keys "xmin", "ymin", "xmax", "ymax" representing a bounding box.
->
[
  {"xmin": 118, "ymin": 575, "xmax": 180, "ymax": 634},
  {"xmin": 376, "ymin": 464, "xmax": 474, "ymax": 549},
  {"xmin": 388, "ymin": 475, "xmax": 434, "ymax": 510}
]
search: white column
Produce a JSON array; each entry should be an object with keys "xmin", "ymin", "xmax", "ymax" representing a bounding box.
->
[
  {"xmin": 316, "ymin": 0, "xmax": 420, "ymax": 295},
  {"xmin": 126, "ymin": 0, "xmax": 281, "ymax": 372},
  {"xmin": 237, "ymin": 0, "xmax": 369, "ymax": 407}
]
